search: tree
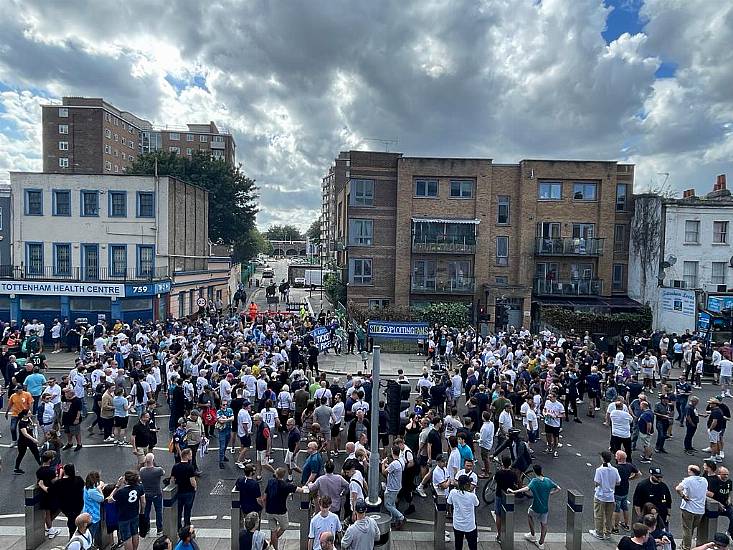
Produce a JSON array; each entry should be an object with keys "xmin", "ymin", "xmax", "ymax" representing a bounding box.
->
[
  {"xmin": 306, "ymin": 218, "xmax": 321, "ymax": 244},
  {"xmin": 129, "ymin": 151, "xmax": 258, "ymax": 247},
  {"xmin": 233, "ymin": 228, "xmax": 273, "ymax": 261},
  {"xmin": 630, "ymin": 194, "xmax": 663, "ymax": 305},
  {"xmin": 265, "ymin": 224, "xmax": 304, "ymax": 242}
]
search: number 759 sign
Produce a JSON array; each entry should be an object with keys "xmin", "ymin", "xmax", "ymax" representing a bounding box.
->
[{"xmin": 125, "ymin": 280, "xmax": 172, "ymax": 296}]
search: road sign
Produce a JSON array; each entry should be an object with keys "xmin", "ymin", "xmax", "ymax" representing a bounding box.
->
[{"xmin": 196, "ymin": 297, "xmax": 207, "ymax": 307}]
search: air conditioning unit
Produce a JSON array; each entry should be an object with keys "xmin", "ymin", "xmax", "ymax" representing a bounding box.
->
[
  {"xmin": 672, "ymin": 280, "xmax": 687, "ymax": 289},
  {"xmin": 718, "ymin": 284, "xmax": 728, "ymax": 293}
]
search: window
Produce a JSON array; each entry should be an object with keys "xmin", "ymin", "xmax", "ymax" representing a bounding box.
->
[
  {"xmin": 137, "ymin": 245, "xmax": 155, "ymax": 278},
  {"xmin": 212, "ymin": 150, "xmax": 224, "ymax": 159},
  {"xmin": 110, "ymin": 245, "xmax": 127, "ymax": 277},
  {"xmin": 497, "ymin": 196, "xmax": 510, "ymax": 224},
  {"xmin": 58, "ymin": 141, "xmax": 68, "ymax": 151},
  {"xmin": 169, "ymin": 146, "xmax": 180, "ymax": 153},
  {"xmin": 414, "ymin": 179, "xmax": 438, "ymax": 197},
  {"xmin": 105, "ymin": 129, "xmax": 111, "ymax": 139},
  {"xmin": 25, "ymin": 189, "xmax": 43, "ymax": 215},
  {"xmin": 683, "ymin": 261, "xmax": 699, "ymax": 288},
  {"xmin": 213, "ymin": 135, "xmax": 225, "ymax": 143},
  {"xmin": 69, "ymin": 297, "xmax": 110, "ymax": 311},
  {"xmin": 58, "ymin": 157, "xmax": 69, "ymax": 168},
  {"xmin": 714, "ymin": 221, "xmax": 729, "ymax": 244},
  {"xmin": 186, "ymin": 148, "xmax": 193, "ymax": 156},
  {"xmin": 26, "ymin": 243, "xmax": 43, "ymax": 275},
  {"xmin": 114, "ymin": 133, "xmax": 118, "ymax": 141},
  {"xmin": 82, "ymin": 245, "xmax": 99, "ymax": 280},
  {"xmin": 572, "ymin": 223, "xmax": 595, "ymax": 239},
  {"xmin": 538, "ymin": 181, "xmax": 562, "ymax": 200},
  {"xmin": 614, "ymin": 224, "xmax": 626, "ymax": 253},
  {"xmin": 53, "ymin": 243, "xmax": 71, "ymax": 276},
  {"xmin": 413, "ymin": 259, "xmax": 436, "ymax": 290},
  {"xmin": 368, "ymin": 299, "xmax": 390, "ymax": 309},
  {"xmin": 612, "ymin": 264, "xmax": 625, "ymax": 291},
  {"xmin": 137, "ymin": 192, "xmax": 155, "ymax": 218},
  {"xmin": 104, "ymin": 161, "xmax": 112, "ymax": 171},
  {"xmin": 350, "ymin": 258, "xmax": 372, "ymax": 285},
  {"xmin": 81, "ymin": 190, "xmax": 99, "ymax": 217},
  {"xmin": 104, "ymin": 144, "xmax": 111, "ymax": 154},
  {"xmin": 58, "ymin": 107, "xmax": 68, "ymax": 118},
  {"xmin": 53, "ymin": 190, "xmax": 71, "ymax": 216},
  {"xmin": 114, "ymin": 165, "xmax": 118, "ymax": 173},
  {"xmin": 495, "ymin": 276, "xmax": 508, "ymax": 286},
  {"xmin": 616, "ymin": 183, "xmax": 628, "ymax": 211},
  {"xmin": 449, "ymin": 179, "xmax": 473, "ymax": 198},
  {"xmin": 350, "ymin": 179, "xmax": 374, "ymax": 207},
  {"xmin": 114, "ymin": 149, "xmax": 118, "ymax": 157},
  {"xmin": 169, "ymin": 132, "xmax": 180, "ymax": 141},
  {"xmin": 684, "ymin": 220, "xmax": 700, "ymax": 243},
  {"xmin": 114, "ymin": 118, "xmax": 118, "ymax": 126},
  {"xmin": 496, "ymin": 236, "xmax": 509, "ymax": 266},
  {"xmin": 109, "ymin": 191, "xmax": 127, "ymax": 217},
  {"xmin": 199, "ymin": 135, "xmax": 208, "ymax": 142},
  {"xmin": 712, "ymin": 262, "xmax": 727, "ymax": 286},
  {"xmin": 186, "ymin": 134, "xmax": 194, "ymax": 141},
  {"xmin": 121, "ymin": 137, "xmax": 126, "ymax": 146},
  {"xmin": 348, "ymin": 219, "xmax": 373, "ymax": 245},
  {"xmin": 573, "ymin": 181, "xmax": 597, "ymax": 201},
  {"xmin": 121, "ymin": 298, "xmax": 152, "ymax": 312}
]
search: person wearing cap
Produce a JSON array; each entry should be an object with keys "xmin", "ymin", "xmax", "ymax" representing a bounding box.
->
[
  {"xmin": 707, "ymin": 398, "xmax": 726, "ymax": 463},
  {"xmin": 633, "ymin": 468, "xmax": 672, "ymax": 526},
  {"xmin": 341, "ymin": 498, "xmax": 379, "ymax": 550},
  {"xmin": 677, "ymin": 464, "xmax": 709, "ymax": 550}
]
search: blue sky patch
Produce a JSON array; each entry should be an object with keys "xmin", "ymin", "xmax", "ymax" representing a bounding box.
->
[
  {"xmin": 165, "ymin": 74, "xmax": 208, "ymax": 94},
  {"xmin": 655, "ymin": 61, "xmax": 678, "ymax": 79},
  {"xmin": 602, "ymin": 0, "xmax": 645, "ymax": 43}
]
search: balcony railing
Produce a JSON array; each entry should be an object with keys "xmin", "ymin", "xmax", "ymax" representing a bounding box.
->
[
  {"xmin": 533, "ymin": 277, "xmax": 603, "ymax": 296},
  {"xmin": 534, "ymin": 238, "xmax": 604, "ymax": 256},
  {"xmin": 411, "ymin": 276, "xmax": 475, "ymax": 294},
  {"xmin": 412, "ymin": 236, "xmax": 476, "ymax": 254},
  {"xmin": 0, "ymin": 265, "xmax": 170, "ymax": 282}
]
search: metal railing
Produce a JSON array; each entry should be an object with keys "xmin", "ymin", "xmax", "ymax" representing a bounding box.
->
[
  {"xmin": 411, "ymin": 276, "xmax": 475, "ymax": 294},
  {"xmin": 534, "ymin": 237, "xmax": 604, "ymax": 256},
  {"xmin": 533, "ymin": 278, "xmax": 603, "ymax": 296},
  {"xmin": 412, "ymin": 236, "xmax": 476, "ymax": 254},
  {"xmin": 0, "ymin": 265, "xmax": 169, "ymax": 282}
]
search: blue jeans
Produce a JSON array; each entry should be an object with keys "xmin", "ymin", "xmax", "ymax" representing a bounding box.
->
[
  {"xmin": 177, "ymin": 491, "xmax": 195, "ymax": 529},
  {"xmin": 10, "ymin": 416, "xmax": 18, "ymax": 442},
  {"xmin": 218, "ymin": 429, "xmax": 231, "ymax": 464},
  {"xmin": 144, "ymin": 493, "xmax": 163, "ymax": 531},
  {"xmin": 656, "ymin": 421, "xmax": 668, "ymax": 450},
  {"xmin": 384, "ymin": 489, "xmax": 404, "ymax": 523}
]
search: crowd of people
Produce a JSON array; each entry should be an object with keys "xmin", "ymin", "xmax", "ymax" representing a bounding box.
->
[{"xmin": 3, "ymin": 309, "xmax": 733, "ymax": 550}]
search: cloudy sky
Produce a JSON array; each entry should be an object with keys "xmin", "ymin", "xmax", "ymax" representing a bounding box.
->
[{"xmin": 0, "ymin": 0, "xmax": 731, "ymax": 230}]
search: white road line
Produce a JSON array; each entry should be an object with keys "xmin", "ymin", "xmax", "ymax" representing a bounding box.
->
[{"xmin": 0, "ymin": 514, "xmax": 25, "ymax": 520}]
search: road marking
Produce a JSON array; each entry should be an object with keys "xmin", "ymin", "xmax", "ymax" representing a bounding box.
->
[
  {"xmin": 211, "ymin": 479, "xmax": 230, "ymax": 496},
  {"xmin": 0, "ymin": 514, "xmax": 25, "ymax": 519}
]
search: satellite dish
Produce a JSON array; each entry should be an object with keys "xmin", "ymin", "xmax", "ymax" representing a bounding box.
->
[
  {"xmin": 728, "ymin": 255, "xmax": 733, "ymax": 268},
  {"xmin": 666, "ymin": 255, "xmax": 677, "ymax": 266}
]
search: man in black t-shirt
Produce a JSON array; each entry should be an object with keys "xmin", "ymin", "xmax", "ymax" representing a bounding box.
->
[
  {"xmin": 264, "ymin": 467, "xmax": 304, "ymax": 549},
  {"xmin": 427, "ymin": 419, "xmax": 443, "ymax": 462},
  {"xmin": 494, "ymin": 456, "xmax": 517, "ymax": 545},
  {"xmin": 236, "ymin": 464, "xmax": 263, "ymax": 514},
  {"xmin": 632, "ymin": 468, "xmax": 672, "ymax": 522},
  {"xmin": 112, "ymin": 470, "xmax": 146, "ymax": 547},
  {"xmin": 613, "ymin": 451, "xmax": 639, "ymax": 533},
  {"xmin": 61, "ymin": 387, "xmax": 82, "ymax": 451},
  {"xmin": 710, "ymin": 467, "xmax": 733, "ymax": 536},
  {"xmin": 171, "ymin": 448, "xmax": 197, "ymax": 529},
  {"xmin": 708, "ymin": 399, "xmax": 726, "ymax": 463}
]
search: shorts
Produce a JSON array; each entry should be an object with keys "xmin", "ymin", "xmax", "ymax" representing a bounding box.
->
[
  {"xmin": 417, "ymin": 455, "xmax": 428, "ymax": 467},
  {"xmin": 114, "ymin": 417, "xmax": 129, "ymax": 429},
  {"xmin": 722, "ymin": 375, "xmax": 732, "ymax": 385},
  {"xmin": 709, "ymin": 429, "xmax": 721, "ymax": 444},
  {"xmin": 321, "ymin": 430, "xmax": 332, "ymax": 442},
  {"xmin": 268, "ymin": 512, "xmax": 289, "ymax": 531},
  {"xmin": 528, "ymin": 507, "xmax": 548, "ymax": 525},
  {"xmin": 495, "ymin": 494, "xmax": 505, "ymax": 515},
  {"xmin": 614, "ymin": 495, "xmax": 629, "ymax": 513},
  {"xmin": 331, "ymin": 423, "xmax": 341, "ymax": 438},
  {"xmin": 545, "ymin": 425, "xmax": 560, "ymax": 436},
  {"xmin": 64, "ymin": 423, "xmax": 80, "ymax": 436},
  {"xmin": 639, "ymin": 433, "xmax": 651, "ymax": 448},
  {"xmin": 239, "ymin": 434, "xmax": 252, "ymax": 448},
  {"xmin": 285, "ymin": 450, "xmax": 295, "ymax": 467},
  {"xmin": 257, "ymin": 450, "xmax": 268, "ymax": 465},
  {"xmin": 118, "ymin": 516, "xmax": 139, "ymax": 542}
]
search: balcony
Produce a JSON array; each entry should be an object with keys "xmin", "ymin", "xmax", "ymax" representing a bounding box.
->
[
  {"xmin": 412, "ymin": 236, "xmax": 476, "ymax": 254},
  {"xmin": 535, "ymin": 237, "xmax": 604, "ymax": 256},
  {"xmin": 533, "ymin": 278, "xmax": 603, "ymax": 296},
  {"xmin": 0, "ymin": 265, "xmax": 170, "ymax": 283},
  {"xmin": 411, "ymin": 276, "xmax": 475, "ymax": 294}
]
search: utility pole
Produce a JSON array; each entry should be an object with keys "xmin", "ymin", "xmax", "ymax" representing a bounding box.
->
[{"xmin": 366, "ymin": 345, "xmax": 382, "ymax": 510}]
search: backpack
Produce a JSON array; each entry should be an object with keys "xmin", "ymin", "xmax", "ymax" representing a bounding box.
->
[{"xmin": 201, "ymin": 407, "xmax": 217, "ymax": 427}]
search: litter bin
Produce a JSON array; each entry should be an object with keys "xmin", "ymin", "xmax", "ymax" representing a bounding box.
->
[{"xmin": 368, "ymin": 512, "xmax": 392, "ymax": 550}]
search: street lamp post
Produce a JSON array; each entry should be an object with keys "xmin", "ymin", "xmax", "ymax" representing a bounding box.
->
[{"xmin": 366, "ymin": 345, "xmax": 382, "ymax": 510}]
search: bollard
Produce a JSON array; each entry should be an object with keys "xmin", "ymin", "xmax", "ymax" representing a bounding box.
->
[
  {"xmin": 699, "ymin": 497, "xmax": 721, "ymax": 543},
  {"xmin": 24, "ymin": 485, "xmax": 45, "ymax": 550},
  {"xmin": 231, "ymin": 488, "xmax": 242, "ymax": 550},
  {"xmin": 565, "ymin": 490, "xmax": 584, "ymax": 550},
  {"xmin": 97, "ymin": 502, "xmax": 113, "ymax": 550},
  {"xmin": 500, "ymin": 493, "xmax": 515, "ymax": 550},
  {"xmin": 300, "ymin": 488, "xmax": 311, "ymax": 550},
  {"xmin": 369, "ymin": 512, "xmax": 392, "ymax": 550},
  {"xmin": 433, "ymin": 494, "xmax": 447, "ymax": 550},
  {"xmin": 162, "ymin": 484, "xmax": 179, "ymax": 539}
]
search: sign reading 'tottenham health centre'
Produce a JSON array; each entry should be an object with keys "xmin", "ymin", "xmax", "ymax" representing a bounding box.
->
[{"xmin": 0, "ymin": 281, "xmax": 126, "ymax": 297}]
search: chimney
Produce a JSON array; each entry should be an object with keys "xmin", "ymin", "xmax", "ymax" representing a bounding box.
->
[
  {"xmin": 715, "ymin": 174, "xmax": 727, "ymax": 191},
  {"xmin": 683, "ymin": 189, "xmax": 696, "ymax": 198}
]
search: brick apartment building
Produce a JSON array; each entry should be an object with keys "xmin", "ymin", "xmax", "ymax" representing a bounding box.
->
[
  {"xmin": 324, "ymin": 151, "xmax": 638, "ymax": 330},
  {"xmin": 42, "ymin": 97, "xmax": 236, "ymax": 174}
]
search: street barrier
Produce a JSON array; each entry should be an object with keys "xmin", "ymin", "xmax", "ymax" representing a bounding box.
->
[
  {"xmin": 299, "ymin": 489, "xmax": 311, "ymax": 550},
  {"xmin": 699, "ymin": 498, "xmax": 722, "ymax": 543},
  {"xmin": 500, "ymin": 493, "xmax": 515, "ymax": 550},
  {"xmin": 162, "ymin": 484, "xmax": 178, "ymax": 539},
  {"xmin": 24, "ymin": 485, "xmax": 44, "ymax": 550},
  {"xmin": 433, "ymin": 494, "xmax": 447, "ymax": 550},
  {"xmin": 566, "ymin": 490, "xmax": 584, "ymax": 550},
  {"xmin": 231, "ymin": 487, "xmax": 241, "ymax": 550}
]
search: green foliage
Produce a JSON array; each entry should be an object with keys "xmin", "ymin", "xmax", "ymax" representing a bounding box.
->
[
  {"xmin": 306, "ymin": 219, "xmax": 321, "ymax": 244},
  {"xmin": 542, "ymin": 306, "xmax": 652, "ymax": 336},
  {"xmin": 265, "ymin": 224, "xmax": 304, "ymax": 241},
  {"xmin": 324, "ymin": 272, "xmax": 346, "ymax": 305},
  {"xmin": 347, "ymin": 301, "xmax": 412, "ymax": 326},
  {"xmin": 233, "ymin": 228, "xmax": 273, "ymax": 262},
  {"xmin": 129, "ymin": 151, "xmax": 258, "ymax": 248},
  {"xmin": 347, "ymin": 301, "xmax": 471, "ymax": 329}
]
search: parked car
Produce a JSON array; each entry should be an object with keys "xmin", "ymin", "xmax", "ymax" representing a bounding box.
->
[
  {"xmin": 293, "ymin": 277, "xmax": 306, "ymax": 288},
  {"xmin": 262, "ymin": 268, "xmax": 274, "ymax": 279}
]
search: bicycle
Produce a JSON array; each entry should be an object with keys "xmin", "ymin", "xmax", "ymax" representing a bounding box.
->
[{"xmin": 481, "ymin": 460, "xmax": 536, "ymax": 505}]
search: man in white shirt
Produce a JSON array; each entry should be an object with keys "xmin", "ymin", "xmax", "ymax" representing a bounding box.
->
[
  {"xmin": 608, "ymin": 401, "xmax": 634, "ymax": 458},
  {"xmin": 308, "ymin": 496, "xmax": 342, "ymax": 550},
  {"xmin": 675, "ymin": 464, "xmax": 708, "ymax": 550},
  {"xmin": 720, "ymin": 357, "xmax": 733, "ymax": 397},
  {"xmin": 236, "ymin": 401, "xmax": 252, "ymax": 467},
  {"xmin": 478, "ymin": 411, "xmax": 495, "ymax": 477},
  {"xmin": 543, "ymin": 394, "xmax": 564, "ymax": 458},
  {"xmin": 431, "ymin": 454, "xmax": 450, "ymax": 496},
  {"xmin": 498, "ymin": 403, "xmax": 514, "ymax": 439}
]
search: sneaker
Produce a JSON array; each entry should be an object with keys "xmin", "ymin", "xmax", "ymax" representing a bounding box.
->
[
  {"xmin": 62, "ymin": 443, "xmax": 72, "ymax": 450},
  {"xmin": 524, "ymin": 533, "xmax": 537, "ymax": 543},
  {"xmin": 10, "ymin": 441, "xmax": 17, "ymax": 448},
  {"xmin": 74, "ymin": 444, "xmax": 82, "ymax": 452},
  {"xmin": 219, "ymin": 462, "xmax": 225, "ymax": 469},
  {"xmin": 595, "ymin": 407, "xmax": 601, "ymax": 411},
  {"xmin": 553, "ymin": 451, "xmax": 559, "ymax": 458},
  {"xmin": 13, "ymin": 468, "xmax": 24, "ymax": 475},
  {"xmin": 268, "ymin": 458, "xmax": 274, "ymax": 464},
  {"xmin": 722, "ymin": 451, "xmax": 726, "ymax": 459},
  {"xmin": 620, "ymin": 522, "xmax": 630, "ymax": 531},
  {"xmin": 703, "ymin": 447, "xmax": 712, "ymax": 453},
  {"xmin": 46, "ymin": 527, "xmax": 61, "ymax": 538},
  {"xmin": 104, "ymin": 436, "xmax": 115, "ymax": 443},
  {"xmin": 611, "ymin": 528, "xmax": 620, "ymax": 535},
  {"xmin": 589, "ymin": 529, "xmax": 606, "ymax": 540},
  {"xmin": 537, "ymin": 544, "xmax": 545, "ymax": 550},
  {"xmin": 574, "ymin": 418, "xmax": 582, "ymax": 423},
  {"xmin": 235, "ymin": 462, "xmax": 244, "ymax": 469},
  {"xmin": 639, "ymin": 458, "xmax": 652, "ymax": 463},
  {"xmin": 416, "ymin": 485, "xmax": 427, "ymax": 497}
]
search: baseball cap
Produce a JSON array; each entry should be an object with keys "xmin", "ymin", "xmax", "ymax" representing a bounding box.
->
[
  {"xmin": 354, "ymin": 499, "xmax": 368, "ymax": 513},
  {"xmin": 714, "ymin": 533, "xmax": 731, "ymax": 547},
  {"xmin": 649, "ymin": 467, "xmax": 663, "ymax": 477}
]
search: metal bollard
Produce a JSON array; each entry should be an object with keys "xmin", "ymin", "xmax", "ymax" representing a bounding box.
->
[
  {"xmin": 24, "ymin": 485, "xmax": 45, "ymax": 550},
  {"xmin": 231, "ymin": 488, "xmax": 242, "ymax": 550},
  {"xmin": 699, "ymin": 498, "xmax": 721, "ymax": 543},
  {"xmin": 500, "ymin": 493, "xmax": 515, "ymax": 550},
  {"xmin": 98, "ymin": 502, "xmax": 113, "ymax": 550},
  {"xmin": 300, "ymin": 488, "xmax": 311, "ymax": 550},
  {"xmin": 433, "ymin": 494, "xmax": 447, "ymax": 550},
  {"xmin": 565, "ymin": 490, "xmax": 584, "ymax": 550},
  {"xmin": 162, "ymin": 484, "xmax": 179, "ymax": 539},
  {"xmin": 369, "ymin": 513, "xmax": 392, "ymax": 550}
]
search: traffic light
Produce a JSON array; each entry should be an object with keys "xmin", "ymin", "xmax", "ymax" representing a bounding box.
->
[
  {"xmin": 478, "ymin": 307, "xmax": 490, "ymax": 322},
  {"xmin": 386, "ymin": 380, "xmax": 411, "ymax": 435}
]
